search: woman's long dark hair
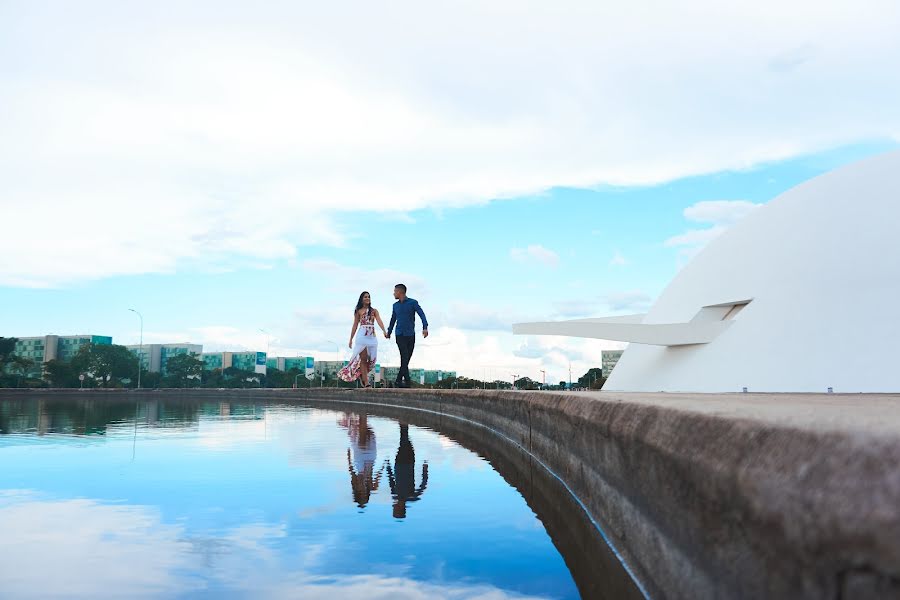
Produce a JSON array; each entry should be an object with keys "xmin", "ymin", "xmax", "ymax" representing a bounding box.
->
[{"xmin": 355, "ymin": 291, "xmax": 372, "ymax": 318}]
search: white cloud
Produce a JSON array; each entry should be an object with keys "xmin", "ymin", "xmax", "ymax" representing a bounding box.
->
[
  {"xmin": 666, "ymin": 200, "xmax": 763, "ymax": 259},
  {"xmin": 510, "ymin": 245, "xmax": 560, "ymax": 268},
  {"xmin": 554, "ymin": 291, "xmax": 653, "ymax": 316},
  {"xmin": 664, "ymin": 225, "xmax": 730, "ymax": 248},
  {"xmin": 604, "ymin": 291, "xmax": 653, "ymax": 313},
  {"xmin": 302, "ymin": 259, "xmax": 427, "ymax": 297},
  {"xmin": 682, "ymin": 200, "xmax": 762, "ymax": 225},
  {"xmin": 609, "ymin": 250, "xmax": 628, "ymax": 266},
  {"xmin": 444, "ymin": 302, "xmax": 518, "ymax": 331},
  {"xmin": 2, "ymin": 1, "xmax": 897, "ymax": 287}
]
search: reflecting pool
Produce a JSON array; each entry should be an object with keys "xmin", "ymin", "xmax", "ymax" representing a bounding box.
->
[{"xmin": 0, "ymin": 396, "xmax": 640, "ymax": 599}]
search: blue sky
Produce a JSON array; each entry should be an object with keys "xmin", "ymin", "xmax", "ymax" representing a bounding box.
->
[
  {"xmin": 3, "ymin": 141, "xmax": 895, "ymax": 382},
  {"xmin": 2, "ymin": 1, "xmax": 899, "ymax": 382}
]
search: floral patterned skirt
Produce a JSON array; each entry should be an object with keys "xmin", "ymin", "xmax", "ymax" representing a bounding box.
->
[{"xmin": 338, "ymin": 332, "xmax": 378, "ymax": 382}]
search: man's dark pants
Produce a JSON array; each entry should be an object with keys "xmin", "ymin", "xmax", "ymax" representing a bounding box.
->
[{"xmin": 395, "ymin": 335, "xmax": 415, "ymax": 385}]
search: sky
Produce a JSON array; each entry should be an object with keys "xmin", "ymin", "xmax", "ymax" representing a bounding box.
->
[{"xmin": 2, "ymin": 1, "xmax": 899, "ymax": 383}]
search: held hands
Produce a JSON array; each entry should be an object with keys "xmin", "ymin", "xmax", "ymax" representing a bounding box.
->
[
  {"xmin": 385, "ymin": 331, "xmax": 391, "ymax": 339},
  {"xmin": 348, "ymin": 340, "xmax": 353, "ymax": 349},
  {"xmin": 423, "ymin": 329, "xmax": 429, "ymax": 338}
]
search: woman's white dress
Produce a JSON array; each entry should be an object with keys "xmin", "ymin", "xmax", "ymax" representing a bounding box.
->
[{"xmin": 338, "ymin": 309, "xmax": 378, "ymax": 382}]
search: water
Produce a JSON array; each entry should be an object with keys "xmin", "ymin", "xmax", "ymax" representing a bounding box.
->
[{"xmin": 0, "ymin": 396, "xmax": 641, "ymax": 599}]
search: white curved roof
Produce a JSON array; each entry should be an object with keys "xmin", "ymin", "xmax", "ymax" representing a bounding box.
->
[{"xmin": 516, "ymin": 150, "xmax": 900, "ymax": 392}]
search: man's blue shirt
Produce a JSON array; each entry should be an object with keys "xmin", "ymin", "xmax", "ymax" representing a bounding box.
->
[{"xmin": 388, "ymin": 297, "xmax": 428, "ymax": 337}]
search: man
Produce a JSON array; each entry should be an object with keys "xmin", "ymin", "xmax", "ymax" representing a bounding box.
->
[{"xmin": 385, "ymin": 283, "xmax": 428, "ymax": 388}]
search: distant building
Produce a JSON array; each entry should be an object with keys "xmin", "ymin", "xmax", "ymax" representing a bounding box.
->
[
  {"xmin": 266, "ymin": 356, "xmax": 313, "ymax": 372},
  {"xmin": 314, "ymin": 360, "xmax": 346, "ymax": 378},
  {"xmin": 230, "ymin": 351, "xmax": 264, "ymax": 372},
  {"xmin": 379, "ymin": 367, "xmax": 456, "ymax": 385},
  {"xmin": 201, "ymin": 352, "xmax": 230, "ymax": 371},
  {"xmin": 425, "ymin": 370, "xmax": 456, "ymax": 384},
  {"xmin": 126, "ymin": 343, "xmax": 202, "ymax": 375},
  {"xmin": 11, "ymin": 334, "xmax": 112, "ymax": 376},
  {"xmin": 602, "ymin": 350, "xmax": 624, "ymax": 378}
]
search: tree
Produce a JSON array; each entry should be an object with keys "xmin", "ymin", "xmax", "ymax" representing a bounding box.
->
[
  {"xmin": 8, "ymin": 356, "xmax": 35, "ymax": 387},
  {"xmin": 44, "ymin": 359, "xmax": 78, "ymax": 387},
  {"xmin": 140, "ymin": 371, "xmax": 162, "ymax": 389},
  {"xmin": 71, "ymin": 343, "xmax": 139, "ymax": 387},
  {"xmin": 202, "ymin": 368, "xmax": 225, "ymax": 388},
  {"xmin": 164, "ymin": 353, "xmax": 203, "ymax": 388},
  {"xmin": 0, "ymin": 337, "xmax": 19, "ymax": 369},
  {"xmin": 577, "ymin": 368, "xmax": 605, "ymax": 390},
  {"xmin": 514, "ymin": 376, "xmax": 539, "ymax": 390}
]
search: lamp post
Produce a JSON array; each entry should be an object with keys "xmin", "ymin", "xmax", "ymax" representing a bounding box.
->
[
  {"xmin": 511, "ymin": 374, "xmax": 518, "ymax": 390},
  {"xmin": 128, "ymin": 308, "xmax": 143, "ymax": 390},
  {"xmin": 540, "ymin": 369, "xmax": 546, "ymax": 390}
]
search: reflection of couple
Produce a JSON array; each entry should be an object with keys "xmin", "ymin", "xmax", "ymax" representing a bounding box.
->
[
  {"xmin": 386, "ymin": 423, "xmax": 429, "ymax": 519},
  {"xmin": 342, "ymin": 412, "xmax": 382, "ymax": 508},
  {"xmin": 337, "ymin": 283, "xmax": 429, "ymax": 388},
  {"xmin": 342, "ymin": 412, "xmax": 429, "ymax": 518}
]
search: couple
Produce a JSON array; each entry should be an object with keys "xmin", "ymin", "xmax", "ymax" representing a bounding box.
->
[{"xmin": 337, "ymin": 283, "xmax": 429, "ymax": 388}]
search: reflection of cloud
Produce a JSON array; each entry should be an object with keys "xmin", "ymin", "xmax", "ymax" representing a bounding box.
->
[
  {"xmin": 0, "ymin": 491, "xmax": 199, "ymax": 599},
  {"xmin": 0, "ymin": 490, "xmax": 551, "ymax": 599}
]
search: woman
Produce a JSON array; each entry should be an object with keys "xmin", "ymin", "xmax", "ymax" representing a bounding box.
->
[{"xmin": 338, "ymin": 291, "xmax": 387, "ymax": 388}]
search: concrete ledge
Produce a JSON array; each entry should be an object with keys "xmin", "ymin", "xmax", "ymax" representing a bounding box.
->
[{"xmin": 4, "ymin": 388, "xmax": 900, "ymax": 599}]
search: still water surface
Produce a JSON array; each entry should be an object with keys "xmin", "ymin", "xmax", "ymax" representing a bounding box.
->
[{"xmin": 0, "ymin": 397, "xmax": 587, "ymax": 599}]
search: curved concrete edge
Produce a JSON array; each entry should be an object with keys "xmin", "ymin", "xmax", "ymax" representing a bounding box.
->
[{"xmin": 4, "ymin": 388, "xmax": 900, "ymax": 599}]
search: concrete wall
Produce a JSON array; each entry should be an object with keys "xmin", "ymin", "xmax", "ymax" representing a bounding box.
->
[{"xmin": 292, "ymin": 389, "xmax": 900, "ymax": 599}]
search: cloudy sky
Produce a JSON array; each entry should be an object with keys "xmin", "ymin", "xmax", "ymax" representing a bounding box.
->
[{"xmin": 2, "ymin": 1, "xmax": 899, "ymax": 383}]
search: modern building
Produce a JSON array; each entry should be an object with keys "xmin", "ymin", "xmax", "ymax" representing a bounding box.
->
[
  {"xmin": 230, "ymin": 351, "xmax": 265, "ymax": 372},
  {"xmin": 314, "ymin": 360, "xmax": 346, "ymax": 378},
  {"xmin": 515, "ymin": 151, "xmax": 900, "ymax": 393},
  {"xmin": 11, "ymin": 334, "xmax": 113, "ymax": 376},
  {"xmin": 424, "ymin": 370, "xmax": 456, "ymax": 384},
  {"xmin": 201, "ymin": 352, "xmax": 230, "ymax": 371},
  {"xmin": 126, "ymin": 343, "xmax": 203, "ymax": 375},
  {"xmin": 265, "ymin": 356, "xmax": 313, "ymax": 372},
  {"xmin": 382, "ymin": 366, "xmax": 400, "ymax": 383},
  {"xmin": 601, "ymin": 350, "xmax": 624, "ymax": 378},
  {"xmin": 378, "ymin": 367, "xmax": 456, "ymax": 385}
]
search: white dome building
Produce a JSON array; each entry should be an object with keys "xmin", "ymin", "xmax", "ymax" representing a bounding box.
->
[{"xmin": 514, "ymin": 151, "xmax": 900, "ymax": 392}]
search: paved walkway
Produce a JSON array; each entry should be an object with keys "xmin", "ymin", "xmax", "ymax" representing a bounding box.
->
[{"xmin": 569, "ymin": 391, "xmax": 900, "ymax": 438}]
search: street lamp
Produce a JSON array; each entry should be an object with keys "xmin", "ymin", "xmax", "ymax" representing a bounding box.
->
[
  {"xmin": 128, "ymin": 308, "xmax": 143, "ymax": 390},
  {"xmin": 540, "ymin": 369, "xmax": 546, "ymax": 390},
  {"xmin": 511, "ymin": 374, "xmax": 518, "ymax": 390}
]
